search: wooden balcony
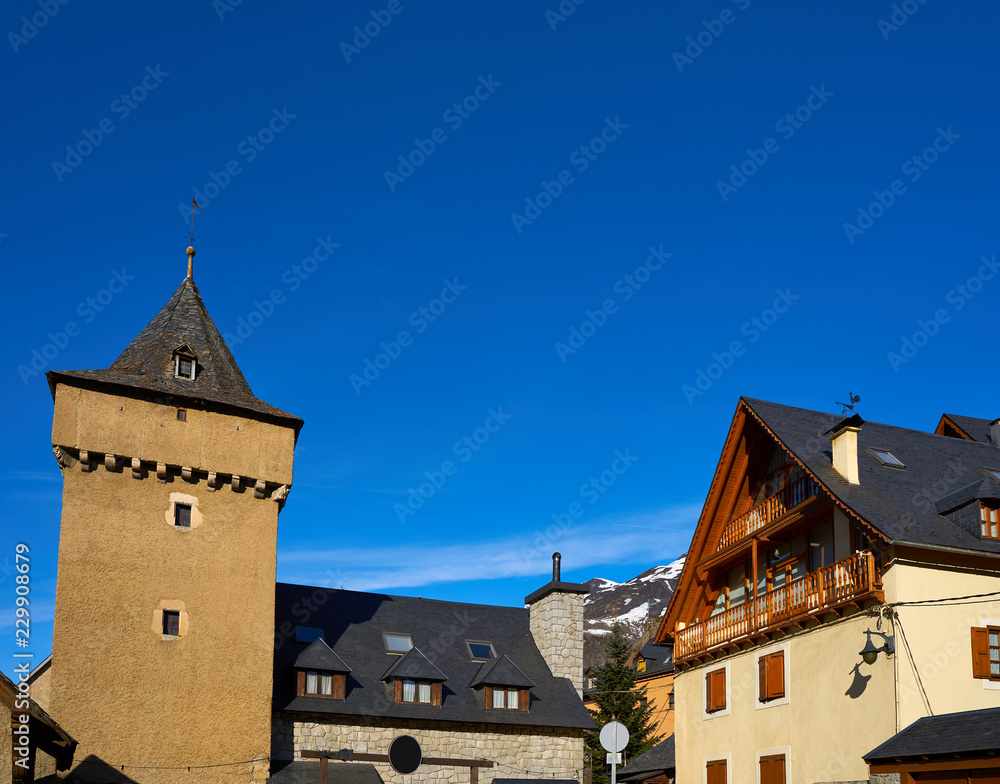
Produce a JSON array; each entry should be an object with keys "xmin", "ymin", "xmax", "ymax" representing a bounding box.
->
[
  {"xmin": 717, "ymin": 473, "xmax": 820, "ymax": 551},
  {"xmin": 674, "ymin": 550, "xmax": 882, "ymax": 664}
]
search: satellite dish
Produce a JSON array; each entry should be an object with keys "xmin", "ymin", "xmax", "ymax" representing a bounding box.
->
[
  {"xmin": 388, "ymin": 735, "xmax": 422, "ymax": 775},
  {"xmin": 599, "ymin": 721, "xmax": 629, "ymax": 753}
]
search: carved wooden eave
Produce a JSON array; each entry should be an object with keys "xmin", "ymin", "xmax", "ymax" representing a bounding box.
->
[
  {"xmin": 50, "ymin": 444, "xmax": 290, "ymax": 504},
  {"xmin": 655, "ymin": 397, "xmax": 889, "ymax": 647}
]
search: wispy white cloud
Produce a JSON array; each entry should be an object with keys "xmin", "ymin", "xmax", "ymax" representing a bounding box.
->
[{"xmin": 277, "ymin": 504, "xmax": 699, "ymax": 593}]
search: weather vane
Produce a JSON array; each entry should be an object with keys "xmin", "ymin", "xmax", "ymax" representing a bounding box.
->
[
  {"xmin": 836, "ymin": 393, "xmax": 861, "ymax": 416},
  {"xmin": 188, "ymin": 198, "xmax": 203, "ymax": 247}
]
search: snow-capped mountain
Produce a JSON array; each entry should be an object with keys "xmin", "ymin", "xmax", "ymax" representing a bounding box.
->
[{"xmin": 582, "ymin": 555, "xmax": 686, "ymax": 668}]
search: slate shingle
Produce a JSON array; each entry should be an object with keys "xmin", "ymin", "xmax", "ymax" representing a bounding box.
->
[
  {"xmin": 274, "ymin": 584, "xmax": 595, "ymax": 731},
  {"xmin": 864, "ymin": 707, "xmax": 1000, "ymax": 761},
  {"xmin": 47, "ymin": 276, "xmax": 302, "ymax": 429}
]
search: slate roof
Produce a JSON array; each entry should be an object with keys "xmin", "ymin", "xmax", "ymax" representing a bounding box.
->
[
  {"xmin": 47, "ymin": 276, "xmax": 302, "ymax": 430},
  {"xmin": 941, "ymin": 413, "xmax": 994, "ymax": 444},
  {"xmin": 617, "ymin": 736, "xmax": 675, "ymax": 781},
  {"xmin": 274, "ymin": 584, "xmax": 595, "ymax": 731},
  {"xmin": 381, "ymin": 647, "xmax": 448, "ymax": 682},
  {"xmin": 864, "ymin": 707, "xmax": 1000, "ymax": 761},
  {"xmin": 268, "ymin": 761, "xmax": 384, "ymax": 784},
  {"xmin": 635, "ymin": 640, "xmax": 673, "ymax": 679},
  {"xmin": 294, "ymin": 638, "xmax": 352, "ymax": 673},
  {"xmin": 742, "ymin": 398, "xmax": 1000, "ymax": 555},
  {"xmin": 469, "ymin": 655, "xmax": 536, "ymax": 688}
]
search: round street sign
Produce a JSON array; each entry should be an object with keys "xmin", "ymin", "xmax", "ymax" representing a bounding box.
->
[
  {"xmin": 599, "ymin": 721, "xmax": 629, "ymax": 753},
  {"xmin": 388, "ymin": 735, "xmax": 422, "ymax": 775}
]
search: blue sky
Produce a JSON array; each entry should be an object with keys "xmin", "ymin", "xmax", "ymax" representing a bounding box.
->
[{"xmin": 3, "ymin": 1, "xmax": 999, "ymax": 671}]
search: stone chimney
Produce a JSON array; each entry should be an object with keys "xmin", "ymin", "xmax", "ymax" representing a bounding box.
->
[
  {"xmin": 525, "ymin": 553, "xmax": 589, "ymax": 697},
  {"xmin": 992, "ymin": 418, "xmax": 1000, "ymax": 447},
  {"xmin": 826, "ymin": 414, "xmax": 863, "ymax": 485}
]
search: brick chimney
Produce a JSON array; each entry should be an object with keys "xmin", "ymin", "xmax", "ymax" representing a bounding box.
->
[
  {"xmin": 826, "ymin": 414, "xmax": 863, "ymax": 485},
  {"xmin": 525, "ymin": 553, "xmax": 589, "ymax": 697}
]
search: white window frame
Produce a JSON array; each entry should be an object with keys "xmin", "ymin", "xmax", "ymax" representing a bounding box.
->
[
  {"xmin": 754, "ymin": 640, "xmax": 790, "ymax": 710},
  {"xmin": 702, "ymin": 660, "xmax": 731, "ymax": 720},
  {"xmin": 383, "ymin": 632, "xmax": 413, "ymax": 655},
  {"xmin": 174, "ymin": 352, "xmax": 196, "ymax": 380}
]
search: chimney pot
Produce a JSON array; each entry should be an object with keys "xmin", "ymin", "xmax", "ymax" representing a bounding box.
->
[{"xmin": 553, "ymin": 552, "xmax": 561, "ymax": 582}]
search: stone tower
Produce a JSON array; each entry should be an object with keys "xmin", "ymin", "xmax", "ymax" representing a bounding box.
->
[{"xmin": 46, "ymin": 248, "xmax": 302, "ymax": 784}]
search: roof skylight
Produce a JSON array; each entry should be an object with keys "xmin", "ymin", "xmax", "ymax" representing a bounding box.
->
[
  {"xmin": 466, "ymin": 641, "xmax": 496, "ymax": 661},
  {"xmin": 295, "ymin": 626, "xmax": 324, "ymax": 644},
  {"xmin": 383, "ymin": 632, "xmax": 413, "ymax": 655},
  {"xmin": 870, "ymin": 449, "xmax": 904, "ymax": 468},
  {"xmin": 982, "ymin": 468, "xmax": 1000, "ymax": 483}
]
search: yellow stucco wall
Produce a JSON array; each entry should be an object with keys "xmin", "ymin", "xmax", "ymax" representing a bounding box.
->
[
  {"xmin": 637, "ymin": 671, "xmax": 674, "ymax": 742},
  {"xmin": 49, "ymin": 382, "xmax": 296, "ymax": 784},
  {"xmin": 884, "ymin": 554, "xmax": 1000, "ymax": 727},
  {"xmin": 674, "ymin": 611, "xmax": 895, "ymax": 784},
  {"xmin": 52, "ymin": 384, "xmax": 296, "ymax": 485}
]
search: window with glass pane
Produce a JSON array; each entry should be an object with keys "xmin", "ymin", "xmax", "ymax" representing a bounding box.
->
[
  {"xmin": 306, "ymin": 671, "xmax": 318, "ymax": 693},
  {"xmin": 403, "ymin": 680, "xmax": 416, "ymax": 702},
  {"xmin": 727, "ymin": 565, "xmax": 746, "ymax": 608},
  {"xmin": 982, "ymin": 503, "xmax": 1000, "ymax": 540},
  {"xmin": 418, "ymin": 682, "xmax": 431, "ymax": 703},
  {"xmin": 991, "ymin": 630, "xmax": 1000, "ymax": 676},
  {"xmin": 492, "ymin": 688, "xmax": 505, "ymax": 708},
  {"xmin": 507, "ymin": 689, "xmax": 518, "ymax": 709},
  {"xmin": 320, "ymin": 674, "xmax": 333, "ymax": 696},
  {"xmin": 810, "ymin": 521, "xmax": 834, "ymax": 571},
  {"xmin": 467, "ymin": 642, "xmax": 495, "ymax": 660},
  {"xmin": 384, "ymin": 633, "xmax": 413, "ymax": 654}
]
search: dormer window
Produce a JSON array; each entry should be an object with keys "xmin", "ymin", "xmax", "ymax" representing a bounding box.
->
[
  {"xmin": 486, "ymin": 686, "xmax": 527, "ymax": 710},
  {"xmin": 298, "ymin": 669, "xmax": 346, "ymax": 700},
  {"xmin": 982, "ymin": 502, "xmax": 1000, "ymax": 541},
  {"xmin": 173, "ymin": 345, "xmax": 197, "ymax": 380},
  {"xmin": 398, "ymin": 680, "xmax": 438, "ymax": 705}
]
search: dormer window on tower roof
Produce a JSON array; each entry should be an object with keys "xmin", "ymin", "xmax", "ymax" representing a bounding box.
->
[{"xmin": 173, "ymin": 345, "xmax": 197, "ymax": 380}]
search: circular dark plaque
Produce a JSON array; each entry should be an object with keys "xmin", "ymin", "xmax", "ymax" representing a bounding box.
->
[{"xmin": 388, "ymin": 735, "xmax": 422, "ymax": 775}]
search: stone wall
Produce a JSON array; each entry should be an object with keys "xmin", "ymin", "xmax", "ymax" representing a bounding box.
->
[
  {"xmin": 273, "ymin": 712, "xmax": 585, "ymax": 784},
  {"xmin": 528, "ymin": 590, "xmax": 585, "ymax": 696}
]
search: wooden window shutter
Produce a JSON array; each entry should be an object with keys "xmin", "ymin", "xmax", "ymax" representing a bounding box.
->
[
  {"xmin": 432, "ymin": 682, "xmax": 442, "ymax": 706},
  {"xmin": 768, "ymin": 652, "xmax": 785, "ymax": 698},
  {"xmin": 972, "ymin": 627, "xmax": 991, "ymax": 679},
  {"xmin": 706, "ymin": 759, "xmax": 727, "ymax": 784},
  {"xmin": 521, "ymin": 688, "xmax": 529, "ymax": 710},
  {"xmin": 758, "ymin": 656, "xmax": 767, "ymax": 702},
  {"xmin": 333, "ymin": 673, "xmax": 346, "ymax": 700},
  {"xmin": 706, "ymin": 668, "xmax": 726, "ymax": 712},
  {"xmin": 485, "ymin": 686, "xmax": 492, "ymax": 709},
  {"xmin": 296, "ymin": 670, "xmax": 306, "ymax": 697},
  {"xmin": 394, "ymin": 679, "xmax": 403, "ymax": 703},
  {"xmin": 759, "ymin": 754, "xmax": 785, "ymax": 784}
]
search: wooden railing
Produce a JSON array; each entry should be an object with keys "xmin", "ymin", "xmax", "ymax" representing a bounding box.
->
[
  {"xmin": 674, "ymin": 551, "xmax": 879, "ymax": 662},
  {"xmin": 717, "ymin": 473, "xmax": 820, "ymax": 550}
]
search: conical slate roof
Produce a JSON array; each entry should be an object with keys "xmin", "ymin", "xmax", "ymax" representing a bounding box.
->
[{"xmin": 48, "ymin": 276, "xmax": 301, "ymax": 427}]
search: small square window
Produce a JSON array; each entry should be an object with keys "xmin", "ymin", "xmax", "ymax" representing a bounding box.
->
[
  {"xmin": 466, "ymin": 641, "xmax": 496, "ymax": 661},
  {"xmin": 163, "ymin": 610, "xmax": 180, "ymax": 637},
  {"xmin": 177, "ymin": 409, "xmax": 187, "ymax": 421},
  {"xmin": 870, "ymin": 449, "xmax": 904, "ymax": 468},
  {"xmin": 175, "ymin": 504, "xmax": 192, "ymax": 528},
  {"xmin": 383, "ymin": 632, "xmax": 413, "ymax": 655}
]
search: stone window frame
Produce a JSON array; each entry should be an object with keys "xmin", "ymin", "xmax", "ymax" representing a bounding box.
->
[
  {"xmin": 152, "ymin": 601, "xmax": 188, "ymax": 640},
  {"xmin": 165, "ymin": 492, "xmax": 203, "ymax": 531}
]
